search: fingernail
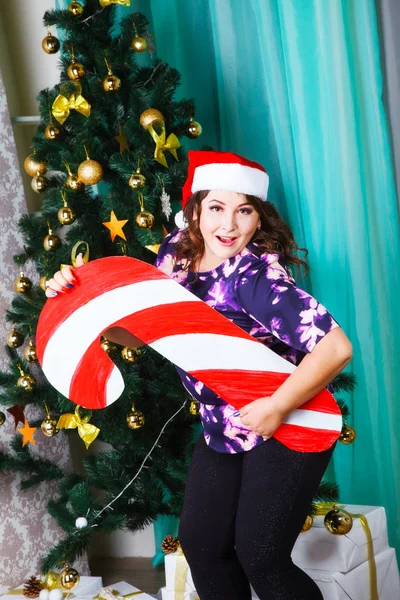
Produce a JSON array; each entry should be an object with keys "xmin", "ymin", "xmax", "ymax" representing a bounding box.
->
[
  {"xmin": 233, "ymin": 411, "xmax": 240, "ymax": 417},
  {"xmin": 51, "ymin": 292, "xmax": 58, "ymax": 297},
  {"xmin": 66, "ymin": 284, "xmax": 74, "ymax": 289}
]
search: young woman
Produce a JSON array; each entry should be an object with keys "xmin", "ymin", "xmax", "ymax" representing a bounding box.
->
[{"xmin": 46, "ymin": 151, "xmax": 352, "ymax": 600}]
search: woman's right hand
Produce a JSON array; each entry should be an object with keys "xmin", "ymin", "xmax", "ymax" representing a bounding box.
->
[{"xmin": 45, "ymin": 253, "xmax": 85, "ymax": 298}]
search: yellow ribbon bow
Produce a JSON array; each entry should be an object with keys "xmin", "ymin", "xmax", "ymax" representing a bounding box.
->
[
  {"xmin": 57, "ymin": 406, "xmax": 100, "ymax": 449},
  {"xmin": 52, "ymin": 82, "xmax": 91, "ymax": 124},
  {"xmin": 147, "ymin": 122, "xmax": 180, "ymax": 168},
  {"xmin": 99, "ymin": 0, "xmax": 130, "ymax": 6}
]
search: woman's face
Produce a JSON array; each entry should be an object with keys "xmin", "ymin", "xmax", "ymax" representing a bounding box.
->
[{"xmin": 195, "ymin": 190, "xmax": 260, "ymax": 269}]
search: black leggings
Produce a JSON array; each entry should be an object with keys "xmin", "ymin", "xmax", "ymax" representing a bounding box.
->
[{"xmin": 179, "ymin": 435, "xmax": 335, "ymax": 600}]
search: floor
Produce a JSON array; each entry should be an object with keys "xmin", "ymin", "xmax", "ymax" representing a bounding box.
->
[{"xmin": 89, "ymin": 556, "xmax": 166, "ymax": 596}]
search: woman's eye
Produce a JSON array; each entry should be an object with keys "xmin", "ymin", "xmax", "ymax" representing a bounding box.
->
[
  {"xmin": 238, "ymin": 208, "xmax": 253, "ymax": 215},
  {"xmin": 209, "ymin": 205, "xmax": 221, "ymax": 212}
]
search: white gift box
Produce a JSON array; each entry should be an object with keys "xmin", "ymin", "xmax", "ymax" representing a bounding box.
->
[
  {"xmin": 2, "ymin": 576, "xmax": 103, "ymax": 600},
  {"xmin": 303, "ymin": 547, "xmax": 400, "ymax": 600},
  {"xmin": 292, "ymin": 504, "xmax": 388, "ymax": 572},
  {"xmin": 164, "ymin": 552, "xmax": 196, "ymax": 597},
  {"xmin": 161, "ymin": 586, "xmax": 199, "ymax": 600},
  {"xmin": 77, "ymin": 581, "xmax": 154, "ymax": 600}
]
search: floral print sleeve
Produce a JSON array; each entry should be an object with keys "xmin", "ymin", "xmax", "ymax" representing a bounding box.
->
[{"xmin": 236, "ymin": 255, "xmax": 340, "ymax": 353}]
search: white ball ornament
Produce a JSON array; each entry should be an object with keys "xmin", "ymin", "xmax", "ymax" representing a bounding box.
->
[
  {"xmin": 39, "ymin": 591, "xmax": 50, "ymax": 600},
  {"xmin": 49, "ymin": 589, "xmax": 64, "ymax": 600},
  {"xmin": 75, "ymin": 516, "xmax": 88, "ymax": 529}
]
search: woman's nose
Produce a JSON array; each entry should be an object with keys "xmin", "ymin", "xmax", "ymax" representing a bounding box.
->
[{"xmin": 221, "ymin": 212, "xmax": 237, "ymax": 231}]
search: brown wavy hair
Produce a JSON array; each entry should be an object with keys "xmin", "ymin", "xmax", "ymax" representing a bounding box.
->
[{"xmin": 174, "ymin": 191, "xmax": 309, "ymax": 277}]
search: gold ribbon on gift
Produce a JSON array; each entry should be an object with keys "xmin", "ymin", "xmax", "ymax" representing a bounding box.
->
[
  {"xmin": 6, "ymin": 590, "xmax": 73, "ymax": 598},
  {"xmin": 146, "ymin": 122, "xmax": 180, "ymax": 168},
  {"xmin": 172, "ymin": 547, "xmax": 199, "ymax": 600},
  {"xmin": 57, "ymin": 406, "xmax": 100, "ymax": 449},
  {"xmin": 60, "ymin": 241, "xmax": 90, "ymax": 271},
  {"xmin": 94, "ymin": 589, "xmax": 145, "ymax": 599},
  {"xmin": 314, "ymin": 503, "xmax": 378, "ymax": 600},
  {"xmin": 52, "ymin": 82, "xmax": 91, "ymax": 125}
]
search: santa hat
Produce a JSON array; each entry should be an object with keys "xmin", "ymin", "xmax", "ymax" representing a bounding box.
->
[{"xmin": 175, "ymin": 150, "xmax": 269, "ymax": 228}]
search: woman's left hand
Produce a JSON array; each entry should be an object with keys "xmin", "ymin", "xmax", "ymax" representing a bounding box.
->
[{"xmin": 238, "ymin": 397, "xmax": 286, "ymax": 440}]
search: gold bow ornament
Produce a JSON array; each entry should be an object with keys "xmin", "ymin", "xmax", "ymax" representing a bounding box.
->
[
  {"xmin": 140, "ymin": 109, "xmax": 180, "ymax": 168},
  {"xmin": 52, "ymin": 81, "xmax": 91, "ymax": 125},
  {"xmin": 57, "ymin": 406, "xmax": 100, "ymax": 449},
  {"xmin": 313, "ymin": 503, "xmax": 378, "ymax": 600}
]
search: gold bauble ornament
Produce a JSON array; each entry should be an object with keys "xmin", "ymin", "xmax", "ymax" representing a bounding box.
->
[
  {"xmin": 58, "ymin": 205, "xmax": 76, "ymax": 225},
  {"xmin": 185, "ymin": 118, "xmax": 202, "ymax": 139},
  {"xmin": 68, "ymin": 1, "xmax": 84, "ymax": 16},
  {"xmin": 24, "ymin": 155, "xmax": 46, "ymax": 177},
  {"xmin": 103, "ymin": 73, "xmax": 121, "ymax": 92},
  {"xmin": 131, "ymin": 36, "xmax": 147, "ymax": 53},
  {"xmin": 0, "ymin": 412, "xmax": 5, "ymax": 426},
  {"xmin": 44, "ymin": 229, "xmax": 60, "ymax": 252},
  {"xmin": 324, "ymin": 507, "xmax": 353, "ymax": 535},
  {"xmin": 65, "ymin": 172, "xmax": 83, "ymax": 191},
  {"xmin": 67, "ymin": 60, "xmax": 86, "ymax": 81},
  {"xmin": 101, "ymin": 337, "xmax": 117, "ymax": 355},
  {"xmin": 42, "ymin": 571, "xmax": 59, "ymax": 591},
  {"xmin": 45, "ymin": 122, "xmax": 61, "ymax": 141},
  {"xmin": 31, "ymin": 174, "xmax": 48, "ymax": 193},
  {"xmin": 42, "ymin": 33, "xmax": 60, "ymax": 54},
  {"xmin": 7, "ymin": 328, "xmax": 24, "ymax": 348},
  {"xmin": 14, "ymin": 272, "xmax": 32, "ymax": 294},
  {"xmin": 121, "ymin": 346, "xmax": 140, "ymax": 363},
  {"xmin": 41, "ymin": 416, "xmax": 59, "ymax": 437},
  {"xmin": 135, "ymin": 210, "xmax": 154, "ymax": 229},
  {"xmin": 59, "ymin": 566, "xmax": 80, "ymax": 590},
  {"xmin": 339, "ymin": 422, "xmax": 356, "ymax": 445},
  {"xmin": 128, "ymin": 170, "xmax": 146, "ymax": 190},
  {"xmin": 39, "ymin": 274, "xmax": 48, "ymax": 292},
  {"xmin": 189, "ymin": 398, "xmax": 200, "ymax": 416},
  {"xmin": 78, "ymin": 159, "xmax": 103, "ymax": 185},
  {"xmin": 17, "ymin": 372, "xmax": 36, "ymax": 392},
  {"xmin": 126, "ymin": 404, "xmax": 145, "ymax": 430},
  {"xmin": 301, "ymin": 515, "xmax": 314, "ymax": 532},
  {"xmin": 24, "ymin": 340, "xmax": 38, "ymax": 363},
  {"xmin": 140, "ymin": 108, "xmax": 164, "ymax": 129}
]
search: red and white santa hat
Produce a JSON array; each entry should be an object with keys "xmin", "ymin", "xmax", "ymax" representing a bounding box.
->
[{"xmin": 175, "ymin": 150, "xmax": 269, "ymax": 228}]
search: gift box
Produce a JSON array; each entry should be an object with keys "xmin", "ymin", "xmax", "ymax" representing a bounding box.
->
[
  {"xmin": 291, "ymin": 504, "xmax": 388, "ymax": 572},
  {"xmin": 78, "ymin": 581, "xmax": 155, "ymax": 600},
  {"xmin": 164, "ymin": 552, "xmax": 196, "ymax": 598},
  {"xmin": 303, "ymin": 547, "xmax": 400, "ymax": 600},
  {"xmin": 160, "ymin": 586, "xmax": 199, "ymax": 600},
  {"xmin": 2, "ymin": 576, "xmax": 103, "ymax": 600}
]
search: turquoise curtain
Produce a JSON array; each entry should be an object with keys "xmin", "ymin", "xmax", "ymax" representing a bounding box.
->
[{"xmin": 55, "ymin": 0, "xmax": 400, "ymax": 558}]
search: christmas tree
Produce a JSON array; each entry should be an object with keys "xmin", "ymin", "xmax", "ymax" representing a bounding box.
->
[{"xmin": 0, "ymin": 0, "xmax": 201, "ymax": 572}]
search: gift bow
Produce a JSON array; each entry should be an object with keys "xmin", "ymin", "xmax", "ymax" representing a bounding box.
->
[
  {"xmin": 57, "ymin": 406, "xmax": 100, "ymax": 449},
  {"xmin": 52, "ymin": 92, "xmax": 91, "ymax": 125},
  {"xmin": 313, "ymin": 503, "xmax": 378, "ymax": 600},
  {"xmin": 94, "ymin": 588, "xmax": 145, "ymax": 599},
  {"xmin": 146, "ymin": 122, "xmax": 180, "ymax": 168}
]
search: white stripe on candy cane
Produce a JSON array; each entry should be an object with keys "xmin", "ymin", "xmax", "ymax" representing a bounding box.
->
[
  {"xmin": 150, "ymin": 333, "xmax": 296, "ymax": 374},
  {"xmin": 283, "ymin": 409, "xmax": 343, "ymax": 432},
  {"xmin": 42, "ymin": 279, "xmax": 201, "ymax": 397}
]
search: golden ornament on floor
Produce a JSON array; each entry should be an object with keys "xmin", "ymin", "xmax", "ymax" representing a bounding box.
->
[
  {"xmin": 24, "ymin": 155, "xmax": 46, "ymax": 177},
  {"xmin": 68, "ymin": 1, "xmax": 84, "ymax": 15},
  {"xmin": 0, "ymin": 412, "xmax": 6, "ymax": 426},
  {"xmin": 339, "ymin": 422, "xmax": 356, "ymax": 445},
  {"xmin": 101, "ymin": 337, "xmax": 117, "ymax": 354},
  {"xmin": 59, "ymin": 566, "xmax": 80, "ymax": 590},
  {"xmin": 17, "ymin": 369, "xmax": 36, "ymax": 392},
  {"xmin": 301, "ymin": 515, "xmax": 314, "ymax": 532},
  {"xmin": 128, "ymin": 168, "xmax": 146, "ymax": 190},
  {"xmin": 42, "ymin": 571, "xmax": 60, "ymax": 591},
  {"xmin": 189, "ymin": 398, "xmax": 200, "ymax": 416},
  {"xmin": 23, "ymin": 575, "xmax": 44, "ymax": 598},
  {"xmin": 41, "ymin": 416, "xmax": 59, "ymax": 438},
  {"xmin": 185, "ymin": 117, "xmax": 202, "ymax": 139},
  {"xmin": 42, "ymin": 32, "xmax": 60, "ymax": 54},
  {"xmin": 7, "ymin": 328, "xmax": 24, "ymax": 348},
  {"xmin": 324, "ymin": 506, "xmax": 353, "ymax": 535},
  {"xmin": 121, "ymin": 346, "xmax": 140, "ymax": 363},
  {"xmin": 78, "ymin": 147, "xmax": 103, "ymax": 185},
  {"xmin": 140, "ymin": 108, "xmax": 180, "ymax": 168},
  {"xmin": 58, "ymin": 193, "xmax": 76, "ymax": 225},
  {"xmin": 44, "ymin": 227, "xmax": 60, "ymax": 251},
  {"xmin": 103, "ymin": 57, "xmax": 121, "ymax": 92},
  {"xmin": 45, "ymin": 122, "xmax": 61, "ymax": 141},
  {"xmin": 126, "ymin": 403, "xmax": 145, "ymax": 430},
  {"xmin": 14, "ymin": 272, "xmax": 32, "ymax": 294},
  {"xmin": 24, "ymin": 339, "xmax": 38, "ymax": 363},
  {"xmin": 31, "ymin": 173, "xmax": 48, "ymax": 193},
  {"xmin": 67, "ymin": 59, "xmax": 86, "ymax": 81},
  {"xmin": 131, "ymin": 35, "xmax": 147, "ymax": 52}
]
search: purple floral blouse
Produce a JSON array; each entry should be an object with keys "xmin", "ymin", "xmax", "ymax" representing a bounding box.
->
[{"xmin": 154, "ymin": 230, "xmax": 340, "ymax": 454}]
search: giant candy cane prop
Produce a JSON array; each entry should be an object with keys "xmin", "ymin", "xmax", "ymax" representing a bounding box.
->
[{"xmin": 36, "ymin": 256, "xmax": 342, "ymax": 452}]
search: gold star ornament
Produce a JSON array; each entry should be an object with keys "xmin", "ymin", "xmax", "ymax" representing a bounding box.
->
[
  {"xmin": 103, "ymin": 210, "xmax": 128, "ymax": 242},
  {"xmin": 18, "ymin": 419, "xmax": 37, "ymax": 447}
]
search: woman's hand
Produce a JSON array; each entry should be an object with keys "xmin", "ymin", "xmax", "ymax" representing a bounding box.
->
[
  {"xmin": 237, "ymin": 397, "xmax": 286, "ymax": 440},
  {"xmin": 45, "ymin": 253, "xmax": 85, "ymax": 298}
]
